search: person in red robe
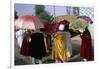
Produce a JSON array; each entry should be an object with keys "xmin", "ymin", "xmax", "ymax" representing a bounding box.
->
[
  {"xmin": 20, "ymin": 29, "xmax": 33, "ymax": 56},
  {"xmin": 79, "ymin": 27, "xmax": 94, "ymax": 61}
]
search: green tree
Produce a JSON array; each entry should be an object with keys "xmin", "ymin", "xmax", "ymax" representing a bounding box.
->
[
  {"xmin": 35, "ymin": 5, "xmax": 45, "ymax": 15},
  {"xmin": 35, "ymin": 5, "xmax": 54, "ymax": 23}
]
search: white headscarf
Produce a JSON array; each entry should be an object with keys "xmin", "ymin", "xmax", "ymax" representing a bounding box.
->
[{"xmin": 58, "ymin": 24, "xmax": 65, "ymax": 31}]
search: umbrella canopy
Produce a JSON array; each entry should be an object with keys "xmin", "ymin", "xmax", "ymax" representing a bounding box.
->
[
  {"xmin": 44, "ymin": 22, "xmax": 58, "ymax": 33},
  {"xmin": 15, "ymin": 15, "xmax": 44, "ymax": 30},
  {"xmin": 69, "ymin": 19, "xmax": 88, "ymax": 31},
  {"xmin": 77, "ymin": 16, "xmax": 93, "ymax": 24}
]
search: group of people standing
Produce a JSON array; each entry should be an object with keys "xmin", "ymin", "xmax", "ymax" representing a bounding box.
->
[
  {"xmin": 16, "ymin": 28, "xmax": 48, "ymax": 64},
  {"xmin": 51, "ymin": 23, "xmax": 94, "ymax": 63},
  {"xmin": 15, "ymin": 20, "xmax": 94, "ymax": 64}
]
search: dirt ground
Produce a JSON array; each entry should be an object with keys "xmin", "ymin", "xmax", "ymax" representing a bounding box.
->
[{"xmin": 15, "ymin": 35, "xmax": 84, "ymax": 65}]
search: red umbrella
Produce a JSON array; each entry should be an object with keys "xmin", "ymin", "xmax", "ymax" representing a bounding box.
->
[
  {"xmin": 58, "ymin": 19, "xmax": 70, "ymax": 25},
  {"xmin": 44, "ymin": 20, "xmax": 70, "ymax": 33},
  {"xmin": 15, "ymin": 15, "xmax": 44, "ymax": 30},
  {"xmin": 45, "ymin": 22, "xmax": 58, "ymax": 33}
]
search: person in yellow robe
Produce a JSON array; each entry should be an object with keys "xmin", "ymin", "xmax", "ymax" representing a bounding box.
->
[{"xmin": 51, "ymin": 24, "xmax": 68, "ymax": 63}]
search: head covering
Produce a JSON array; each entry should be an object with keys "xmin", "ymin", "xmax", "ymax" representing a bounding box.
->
[
  {"xmin": 56, "ymin": 20, "xmax": 69, "ymax": 32},
  {"xmin": 59, "ymin": 20, "xmax": 70, "ymax": 25},
  {"xmin": 58, "ymin": 24, "xmax": 65, "ymax": 31}
]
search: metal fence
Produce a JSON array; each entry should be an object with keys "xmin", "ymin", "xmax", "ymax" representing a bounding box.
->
[
  {"xmin": 79, "ymin": 7, "xmax": 94, "ymax": 20},
  {"xmin": 65, "ymin": 7, "xmax": 94, "ymax": 20}
]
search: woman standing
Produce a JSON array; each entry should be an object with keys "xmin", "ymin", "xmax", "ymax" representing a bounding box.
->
[
  {"xmin": 20, "ymin": 29, "xmax": 33, "ymax": 56},
  {"xmin": 51, "ymin": 24, "xmax": 68, "ymax": 63},
  {"xmin": 79, "ymin": 27, "xmax": 94, "ymax": 61},
  {"xmin": 15, "ymin": 29, "xmax": 25, "ymax": 48},
  {"xmin": 29, "ymin": 28, "xmax": 48, "ymax": 64}
]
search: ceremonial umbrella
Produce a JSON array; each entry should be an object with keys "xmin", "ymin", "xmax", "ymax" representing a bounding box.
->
[
  {"xmin": 15, "ymin": 15, "xmax": 44, "ymax": 30},
  {"xmin": 77, "ymin": 16, "xmax": 93, "ymax": 24}
]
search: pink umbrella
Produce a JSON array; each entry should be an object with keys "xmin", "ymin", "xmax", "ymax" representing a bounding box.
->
[{"xmin": 15, "ymin": 15, "xmax": 44, "ymax": 30}]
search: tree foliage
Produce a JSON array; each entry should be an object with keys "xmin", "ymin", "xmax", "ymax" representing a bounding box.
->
[{"xmin": 35, "ymin": 5, "xmax": 54, "ymax": 23}]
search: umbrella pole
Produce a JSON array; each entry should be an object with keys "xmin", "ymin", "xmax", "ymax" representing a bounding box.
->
[{"xmin": 54, "ymin": 5, "xmax": 56, "ymax": 22}]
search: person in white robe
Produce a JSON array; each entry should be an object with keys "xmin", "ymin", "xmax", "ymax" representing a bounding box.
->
[{"xmin": 15, "ymin": 29, "xmax": 25, "ymax": 48}]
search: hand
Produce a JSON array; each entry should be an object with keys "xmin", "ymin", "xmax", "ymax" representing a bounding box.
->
[{"xmin": 78, "ymin": 29, "xmax": 83, "ymax": 33}]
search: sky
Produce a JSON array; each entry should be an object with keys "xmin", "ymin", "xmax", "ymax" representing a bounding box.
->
[
  {"xmin": 15, "ymin": 4, "xmax": 35, "ymax": 16},
  {"xmin": 15, "ymin": 3, "xmax": 94, "ymax": 19},
  {"xmin": 15, "ymin": 4, "xmax": 70, "ymax": 16}
]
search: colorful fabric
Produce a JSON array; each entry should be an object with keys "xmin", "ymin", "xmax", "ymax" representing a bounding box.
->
[
  {"xmin": 80, "ymin": 32, "xmax": 94, "ymax": 61},
  {"xmin": 52, "ymin": 32, "xmax": 68, "ymax": 61}
]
